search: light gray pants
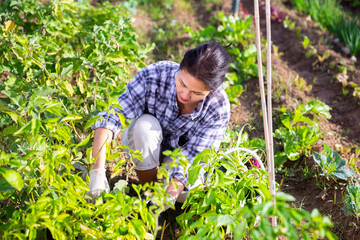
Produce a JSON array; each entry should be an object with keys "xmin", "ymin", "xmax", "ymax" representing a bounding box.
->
[
  {"xmin": 122, "ymin": 114, "xmax": 204, "ymax": 203},
  {"xmin": 122, "ymin": 114, "xmax": 164, "ymax": 171}
]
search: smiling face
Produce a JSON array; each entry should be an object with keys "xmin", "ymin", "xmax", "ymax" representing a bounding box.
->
[{"xmin": 175, "ymin": 69, "xmax": 211, "ymax": 110}]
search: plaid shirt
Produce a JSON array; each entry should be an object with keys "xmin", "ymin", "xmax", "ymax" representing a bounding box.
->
[{"xmin": 93, "ymin": 61, "xmax": 230, "ymax": 188}]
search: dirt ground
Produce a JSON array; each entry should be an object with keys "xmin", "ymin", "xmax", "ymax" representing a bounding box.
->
[{"xmin": 129, "ymin": 0, "xmax": 360, "ymax": 239}]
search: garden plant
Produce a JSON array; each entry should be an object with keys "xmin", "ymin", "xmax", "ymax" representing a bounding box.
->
[{"xmin": 1, "ymin": 0, "xmax": 357, "ymax": 239}]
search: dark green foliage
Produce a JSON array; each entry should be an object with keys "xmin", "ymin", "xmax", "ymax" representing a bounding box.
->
[
  {"xmin": 274, "ymin": 100, "xmax": 331, "ymax": 164},
  {"xmin": 290, "ymin": 0, "xmax": 360, "ymax": 56},
  {"xmin": 313, "ymin": 143, "xmax": 355, "ymax": 180}
]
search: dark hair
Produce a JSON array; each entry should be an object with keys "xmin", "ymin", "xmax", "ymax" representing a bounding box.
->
[{"xmin": 179, "ymin": 42, "xmax": 230, "ymax": 90}]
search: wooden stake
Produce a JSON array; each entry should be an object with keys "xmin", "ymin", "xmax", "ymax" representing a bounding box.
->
[
  {"xmin": 254, "ymin": 0, "xmax": 277, "ymax": 228},
  {"xmin": 265, "ymin": 0, "xmax": 277, "ymax": 227}
]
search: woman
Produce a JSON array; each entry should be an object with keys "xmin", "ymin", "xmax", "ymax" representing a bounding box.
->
[{"xmin": 89, "ymin": 42, "xmax": 231, "ymax": 204}]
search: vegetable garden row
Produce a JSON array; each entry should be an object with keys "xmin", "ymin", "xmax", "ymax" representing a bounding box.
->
[{"xmin": 0, "ymin": 0, "xmax": 359, "ymax": 239}]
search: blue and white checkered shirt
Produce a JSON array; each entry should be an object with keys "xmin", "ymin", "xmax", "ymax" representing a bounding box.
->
[{"xmin": 93, "ymin": 61, "xmax": 230, "ymax": 188}]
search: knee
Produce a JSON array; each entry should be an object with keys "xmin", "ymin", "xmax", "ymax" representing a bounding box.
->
[{"xmin": 132, "ymin": 114, "xmax": 162, "ymax": 142}]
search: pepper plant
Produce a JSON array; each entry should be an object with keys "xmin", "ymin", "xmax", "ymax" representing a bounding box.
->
[
  {"xmin": 176, "ymin": 148, "xmax": 337, "ymax": 239},
  {"xmin": 0, "ymin": 0, "xmax": 164, "ymax": 239}
]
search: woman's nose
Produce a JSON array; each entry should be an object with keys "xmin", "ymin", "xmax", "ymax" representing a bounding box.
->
[{"xmin": 182, "ymin": 89, "xmax": 191, "ymax": 99}]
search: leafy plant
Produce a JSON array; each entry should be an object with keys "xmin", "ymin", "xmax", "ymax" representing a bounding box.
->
[
  {"xmin": 313, "ymin": 143, "xmax": 355, "ymax": 180},
  {"xmin": 176, "ymin": 149, "xmax": 337, "ymax": 239},
  {"xmin": 333, "ymin": 16, "xmax": 360, "ymax": 56},
  {"xmin": 283, "ymin": 16, "xmax": 296, "ymax": 30},
  {"xmin": 274, "ymin": 100, "xmax": 331, "ymax": 164},
  {"xmin": 302, "ymin": 36, "xmax": 310, "ymax": 49},
  {"xmin": 0, "ymin": 1, "xmax": 167, "ymax": 239},
  {"xmin": 343, "ymin": 182, "xmax": 360, "ymax": 218},
  {"xmin": 291, "ymin": 0, "xmax": 360, "ymax": 56}
]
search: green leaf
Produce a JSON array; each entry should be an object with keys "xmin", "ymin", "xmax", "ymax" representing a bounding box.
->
[
  {"xmin": 2, "ymin": 90, "xmax": 23, "ymax": 107},
  {"xmin": 307, "ymin": 100, "xmax": 331, "ymax": 119},
  {"xmin": 75, "ymin": 134, "xmax": 91, "ymax": 148},
  {"xmin": 113, "ymin": 180, "xmax": 127, "ymax": 194},
  {"xmin": 0, "ymin": 102, "xmax": 10, "ymax": 112},
  {"xmin": 55, "ymin": 62, "xmax": 61, "ymax": 75},
  {"xmin": 280, "ymin": 116, "xmax": 292, "ymax": 130},
  {"xmin": 284, "ymin": 141, "xmax": 301, "ymax": 160},
  {"xmin": 208, "ymin": 214, "xmax": 234, "ymax": 227},
  {"xmin": 203, "ymin": 189, "xmax": 216, "ymax": 207},
  {"xmin": 302, "ymin": 36, "xmax": 310, "ymax": 49},
  {"xmin": 14, "ymin": 121, "xmax": 32, "ymax": 136},
  {"xmin": 130, "ymin": 219, "xmax": 146, "ymax": 238},
  {"xmin": 0, "ymin": 168, "xmax": 24, "ymax": 191},
  {"xmin": 275, "ymin": 152, "xmax": 287, "ymax": 166},
  {"xmin": 117, "ymin": 112, "xmax": 126, "ymax": 127},
  {"xmin": 61, "ymin": 114, "xmax": 83, "ymax": 122},
  {"xmin": 6, "ymin": 111, "xmax": 19, "ymax": 123},
  {"xmin": 276, "ymin": 192, "xmax": 296, "ymax": 202},
  {"xmin": 85, "ymin": 116, "xmax": 100, "ymax": 130},
  {"xmin": 60, "ymin": 64, "xmax": 73, "ymax": 77},
  {"xmin": 216, "ymin": 214, "xmax": 234, "ymax": 227},
  {"xmin": 332, "ymin": 169, "xmax": 354, "ymax": 180},
  {"xmin": 59, "ymin": 81, "xmax": 75, "ymax": 96},
  {"xmin": 226, "ymin": 84, "xmax": 243, "ymax": 104},
  {"xmin": 233, "ymin": 222, "xmax": 247, "ymax": 240},
  {"xmin": 0, "ymin": 177, "xmax": 16, "ymax": 193},
  {"xmin": 188, "ymin": 164, "xmax": 202, "ymax": 186},
  {"xmin": 313, "ymin": 152, "xmax": 321, "ymax": 166},
  {"xmin": 259, "ymin": 219, "xmax": 273, "ymax": 239},
  {"xmin": 54, "ymin": 124, "xmax": 71, "ymax": 144},
  {"xmin": 31, "ymin": 118, "xmax": 41, "ymax": 137},
  {"xmin": 33, "ymin": 86, "xmax": 57, "ymax": 96}
]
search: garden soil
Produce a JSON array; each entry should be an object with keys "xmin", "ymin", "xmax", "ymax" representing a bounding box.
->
[
  {"xmin": 240, "ymin": 1, "xmax": 360, "ymax": 239},
  {"xmin": 112, "ymin": 0, "xmax": 360, "ymax": 239}
]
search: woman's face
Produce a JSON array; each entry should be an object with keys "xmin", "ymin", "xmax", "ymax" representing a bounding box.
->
[{"xmin": 175, "ymin": 69, "xmax": 211, "ymax": 106}]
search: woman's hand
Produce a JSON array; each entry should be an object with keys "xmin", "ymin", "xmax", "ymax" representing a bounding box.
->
[
  {"xmin": 166, "ymin": 177, "xmax": 185, "ymax": 202},
  {"xmin": 89, "ymin": 168, "xmax": 110, "ymax": 196},
  {"xmin": 89, "ymin": 128, "xmax": 113, "ymax": 196}
]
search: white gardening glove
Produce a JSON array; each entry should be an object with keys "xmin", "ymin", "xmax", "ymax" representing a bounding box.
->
[
  {"xmin": 163, "ymin": 195, "xmax": 176, "ymax": 211},
  {"xmin": 147, "ymin": 194, "xmax": 176, "ymax": 212},
  {"xmin": 89, "ymin": 168, "xmax": 110, "ymax": 196}
]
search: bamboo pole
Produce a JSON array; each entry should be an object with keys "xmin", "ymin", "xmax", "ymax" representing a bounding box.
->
[
  {"xmin": 265, "ymin": 0, "xmax": 277, "ymax": 227},
  {"xmin": 253, "ymin": 0, "xmax": 277, "ymax": 228}
]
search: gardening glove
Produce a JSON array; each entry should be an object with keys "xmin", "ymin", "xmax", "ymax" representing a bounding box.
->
[
  {"xmin": 89, "ymin": 168, "xmax": 110, "ymax": 196},
  {"xmin": 144, "ymin": 193, "xmax": 176, "ymax": 212}
]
